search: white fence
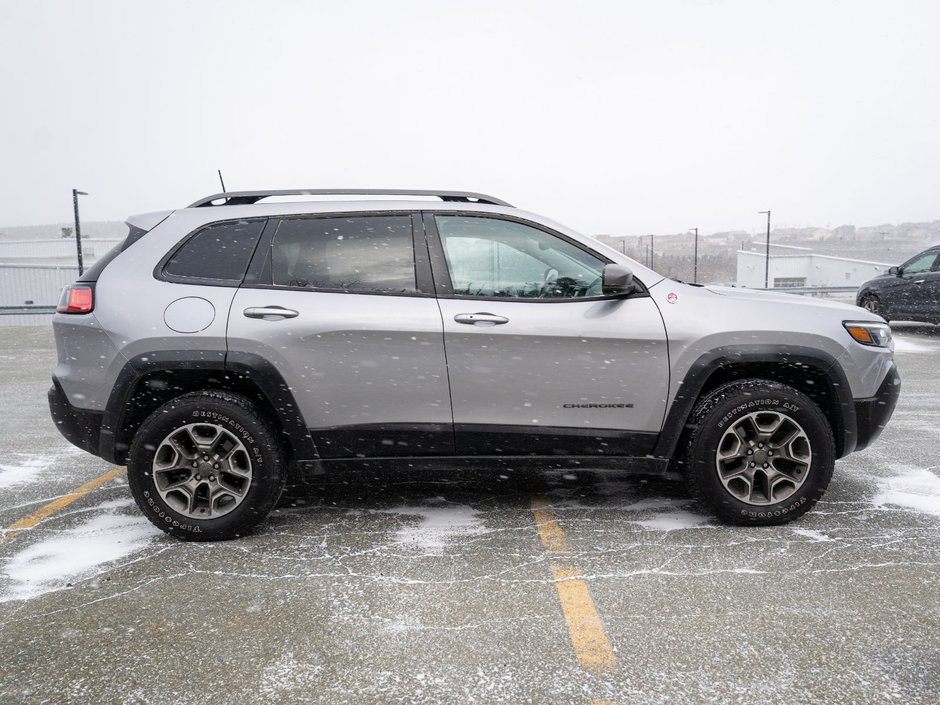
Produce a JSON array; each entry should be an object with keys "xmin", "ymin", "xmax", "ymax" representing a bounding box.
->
[
  {"xmin": 0, "ymin": 238, "xmax": 120, "ymax": 262},
  {"xmin": 0, "ymin": 264, "xmax": 80, "ymax": 307}
]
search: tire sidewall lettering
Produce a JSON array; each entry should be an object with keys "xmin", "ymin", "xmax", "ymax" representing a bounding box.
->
[{"xmin": 740, "ymin": 495, "xmax": 807, "ymax": 519}]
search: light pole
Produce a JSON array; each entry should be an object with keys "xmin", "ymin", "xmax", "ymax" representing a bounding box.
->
[
  {"xmin": 690, "ymin": 227, "xmax": 699, "ymax": 283},
  {"xmin": 758, "ymin": 210, "xmax": 771, "ymax": 288},
  {"xmin": 72, "ymin": 189, "xmax": 88, "ymax": 276},
  {"xmin": 649, "ymin": 234, "xmax": 654, "ymax": 268}
]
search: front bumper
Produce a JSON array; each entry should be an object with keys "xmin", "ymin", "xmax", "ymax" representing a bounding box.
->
[
  {"xmin": 853, "ymin": 362, "xmax": 901, "ymax": 452},
  {"xmin": 48, "ymin": 377, "xmax": 102, "ymax": 456}
]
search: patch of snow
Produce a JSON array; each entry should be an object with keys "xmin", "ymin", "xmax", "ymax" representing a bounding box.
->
[
  {"xmin": 624, "ymin": 497, "xmax": 687, "ymax": 511},
  {"xmin": 379, "ymin": 500, "xmax": 486, "ymax": 552},
  {"xmin": 631, "ymin": 509, "xmax": 713, "ymax": 531},
  {"xmin": 791, "ymin": 528, "xmax": 833, "ymax": 542},
  {"xmin": 872, "ymin": 466, "xmax": 940, "ymax": 518},
  {"xmin": 258, "ymin": 651, "xmax": 323, "ymax": 697},
  {"xmin": 0, "ymin": 454, "xmax": 56, "ymax": 489},
  {"xmin": 2, "ymin": 503, "xmax": 161, "ymax": 602},
  {"xmin": 892, "ymin": 338, "xmax": 937, "ymax": 353}
]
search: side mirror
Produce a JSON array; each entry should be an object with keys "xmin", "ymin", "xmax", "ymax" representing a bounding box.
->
[
  {"xmin": 888, "ymin": 266, "xmax": 900, "ymax": 276},
  {"xmin": 602, "ymin": 263, "xmax": 637, "ymax": 297}
]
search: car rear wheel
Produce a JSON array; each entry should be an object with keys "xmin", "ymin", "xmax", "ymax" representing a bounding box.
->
[
  {"xmin": 128, "ymin": 390, "xmax": 286, "ymax": 541},
  {"xmin": 681, "ymin": 379, "xmax": 835, "ymax": 525}
]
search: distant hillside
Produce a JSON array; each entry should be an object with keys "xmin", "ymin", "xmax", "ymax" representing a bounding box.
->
[{"xmin": 0, "ymin": 221, "xmax": 128, "ymax": 241}]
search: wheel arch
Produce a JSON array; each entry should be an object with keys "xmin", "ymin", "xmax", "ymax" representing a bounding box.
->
[
  {"xmin": 654, "ymin": 345, "xmax": 857, "ymax": 461},
  {"xmin": 857, "ymin": 288, "xmax": 887, "ymax": 315},
  {"xmin": 100, "ymin": 350, "xmax": 317, "ymax": 465}
]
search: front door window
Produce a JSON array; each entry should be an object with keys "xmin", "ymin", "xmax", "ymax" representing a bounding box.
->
[{"xmin": 435, "ymin": 215, "xmax": 606, "ymax": 299}]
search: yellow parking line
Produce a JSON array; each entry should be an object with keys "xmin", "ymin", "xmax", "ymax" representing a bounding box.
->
[
  {"xmin": 530, "ymin": 497, "xmax": 619, "ymax": 675},
  {"xmin": 1, "ymin": 466, "xmax": 126, "ymax": 542}
]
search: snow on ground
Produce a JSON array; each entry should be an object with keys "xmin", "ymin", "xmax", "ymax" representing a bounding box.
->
[
  {"xmin": 872, "ymin": 465, "xmax": 940, "ymax": 518},
  {"xmin": 0, "ymin": 446, "xmax": 82, "ymax": 491},
  {"xmin": 893, "ymin": 337, "xmax": 938, "ymax": 353},
  {"xmin": 0, "ymin": 454, "xmax": 56, "ymax": 490},
  {"xmin": 629, "ymin": 509, "xmax": 713, "ymax": 531},
  {"xmin": 2, "ymin": 498, "xmax": 161, "ymax": 602},
  {"xmin": 791, "ymin": 528, "xmax": 834, "ymax": 542},
  {"xmin": 377, "ymin": 499, "xmax": 486, "ymax": 553}
]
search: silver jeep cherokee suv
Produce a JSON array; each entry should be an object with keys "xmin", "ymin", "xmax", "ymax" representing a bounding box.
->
[{"xmin": 48, "ymin": 189, "xmax": 901, "ymax": 540}]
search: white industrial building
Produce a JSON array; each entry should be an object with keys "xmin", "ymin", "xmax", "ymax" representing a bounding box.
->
[
  {"xmin": 0, "ymin": 238, "xmax": 120, "ymax": 307},
  {"xmin": 736, "ymin": 245, "xmax": 891, "ymax": 289}
]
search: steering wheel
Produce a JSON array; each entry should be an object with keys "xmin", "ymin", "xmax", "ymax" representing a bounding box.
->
[
  {"xmin": 538, "ymin": 268, "xmax": 559, "ymax": 298},
  {"xmin": 584, "ymin": 275, "xmax": 602, "ymax": 297}
]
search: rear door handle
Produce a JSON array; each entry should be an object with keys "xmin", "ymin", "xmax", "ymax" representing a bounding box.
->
[
  {"xmin": 454, "ymin": 312, "xmax": 509, "ymax": 325},
  {"xmin": 243, "ymin": 306, "xmax": 299, "ymax": 320},
  {"xmin": 914, "ymin": 279, "xmax": 926, "ymax": 284}
]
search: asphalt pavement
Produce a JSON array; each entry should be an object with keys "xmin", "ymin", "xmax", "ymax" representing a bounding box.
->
[{"xmin": 0, "ymin": 324, "xmax": 938, "ymax": 705}]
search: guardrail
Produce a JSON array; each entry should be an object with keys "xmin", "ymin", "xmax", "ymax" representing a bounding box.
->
[
  {"xmin": 0, "ymin": 305, "xmax": 56, "ymax": 316},
  {"xmin": 772, "ymin": 286, "xmax": 858, "ymax": 295}
]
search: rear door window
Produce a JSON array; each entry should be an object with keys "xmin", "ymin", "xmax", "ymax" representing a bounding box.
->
[{"xmin": 270, "ymin": 215, "xmax": 417, "ymax": 293}]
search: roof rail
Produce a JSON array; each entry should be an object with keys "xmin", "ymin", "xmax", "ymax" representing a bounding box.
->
[{"xmin": 188, "ymin": 189, "xmax": 513, "ymax": 208}]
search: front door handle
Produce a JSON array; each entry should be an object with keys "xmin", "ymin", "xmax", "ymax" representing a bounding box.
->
[
  {"xmin": 914, "ymin": 279, "xmax": 926, "ymax": 284},
  {"xmin": 454, "ymin": 312, "xmax": 509, "ymax": 325},
  {"xmin": 244, "ymin": 306, "xmax": 299, "ymax": 320}
]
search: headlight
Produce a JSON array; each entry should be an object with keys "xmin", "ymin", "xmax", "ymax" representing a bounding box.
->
[{"xmin": 843, "ymin": 321, "xmax": 892, "ymax": 348}]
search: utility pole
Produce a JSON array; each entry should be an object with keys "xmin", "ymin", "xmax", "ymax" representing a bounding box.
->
[
  {"xmin": 620, "ymin": 239, "xmax": 626, "ymax": 254},
  {"xmin": 650, "ymin": 234, "xmax": 654, "ymax": 268},
  {"xmin": 72, "ymin": 189, "xmax": 88, "ymax": 276},
  {"xmin": 691, "ymin": 227, "xmax": 699, "ymax": 283},
  {"xmin": 758, "ymin": 210, "xmax": 771, "ymax": 288}
]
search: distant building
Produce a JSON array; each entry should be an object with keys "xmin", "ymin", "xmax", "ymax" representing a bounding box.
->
[{"xmin": 736, "ymin": 244, "xmax": 891, "ymax": 289}]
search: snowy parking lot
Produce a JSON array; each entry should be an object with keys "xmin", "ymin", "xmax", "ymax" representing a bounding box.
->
[{"xmin": 1, "ymin": 324, "xmax": 938, "ymax": 704}]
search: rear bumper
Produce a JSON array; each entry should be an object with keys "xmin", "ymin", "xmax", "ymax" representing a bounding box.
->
[
  {"xmin": 853, "ymin": 362, "xmax": 901, "ymax": 452},
  {"xmin": 48, "ymin": 377, "xmax": 103, "ymax": 456}
]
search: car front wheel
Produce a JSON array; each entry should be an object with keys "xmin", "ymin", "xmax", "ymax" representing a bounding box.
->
[
  {"xmin": 681, "ymin": 379, "xmax": 835, "ymax": 525},
  {"xmin": 860, "ymin": 293, "xmax": 888, "ymax": 322}
]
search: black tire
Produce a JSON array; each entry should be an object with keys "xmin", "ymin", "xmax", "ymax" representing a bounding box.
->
[
  {"xmin": 681, "ymin": 379, "xmax": 835, "ymax": 526},
  {"xmin": 128, "ymin": 391, "xmax": 286, "ymax": 541},
  {"xmin": 860, "ymin": 293, "xmax": 888, "ymax": 323}
]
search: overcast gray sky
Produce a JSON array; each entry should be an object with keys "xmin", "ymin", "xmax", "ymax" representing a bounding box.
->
[{"xmin": 1, "ymin": 0, "xmax": 938, "ymax": 235}]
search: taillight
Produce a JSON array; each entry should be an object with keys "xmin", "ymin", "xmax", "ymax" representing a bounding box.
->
[{"xmin": 57, "ymin": 285, "xmax": 95, "ymax": 314}]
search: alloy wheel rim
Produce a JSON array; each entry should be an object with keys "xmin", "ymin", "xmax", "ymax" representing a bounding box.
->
[
  {"xmin": 152, "ymin": 423, "xmax": 253, "ymax": 519},
  {"xmin": 714, "ymin": 410, "xmax": 812, "ymax": 505}
]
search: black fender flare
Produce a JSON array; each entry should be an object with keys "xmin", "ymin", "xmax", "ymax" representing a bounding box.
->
[
  {"xmin": 99, "ymin": 350, "xmax": 317, "ymax": 464},
  {"xmin": 653, "ymin": 345, "xmax": 857, "ymax": 461}
]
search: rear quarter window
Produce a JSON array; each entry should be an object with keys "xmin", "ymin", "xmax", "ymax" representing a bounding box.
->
[{"xmin": 162, "ymin": 219, "xmax": 266, "ymax": 284}]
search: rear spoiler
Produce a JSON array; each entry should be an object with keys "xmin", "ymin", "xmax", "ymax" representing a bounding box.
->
[{"xmin": 126, "ymin": 210, "xmax": 174, "ymax": 232}]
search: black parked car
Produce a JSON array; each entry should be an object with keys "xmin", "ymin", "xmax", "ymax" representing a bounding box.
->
[{"xmin": 857, "ymin": 245, "xmax": 940, "ymax": 324}]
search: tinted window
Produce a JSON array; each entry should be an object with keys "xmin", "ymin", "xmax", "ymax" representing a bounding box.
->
[
  {"xmin": 435, "ymin": 215, "xmax": 605, "ymax": 299},
  {"xmin": 164, "ymin": 219, "xmax": 265, "ymax": 282},
  {"xmin": 901, "ymin": 251, "xmax": 938, "ymax": 275},
  {"xmin": 271, "ymin": 216, "xmax": 416, "ymax": 293}
]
